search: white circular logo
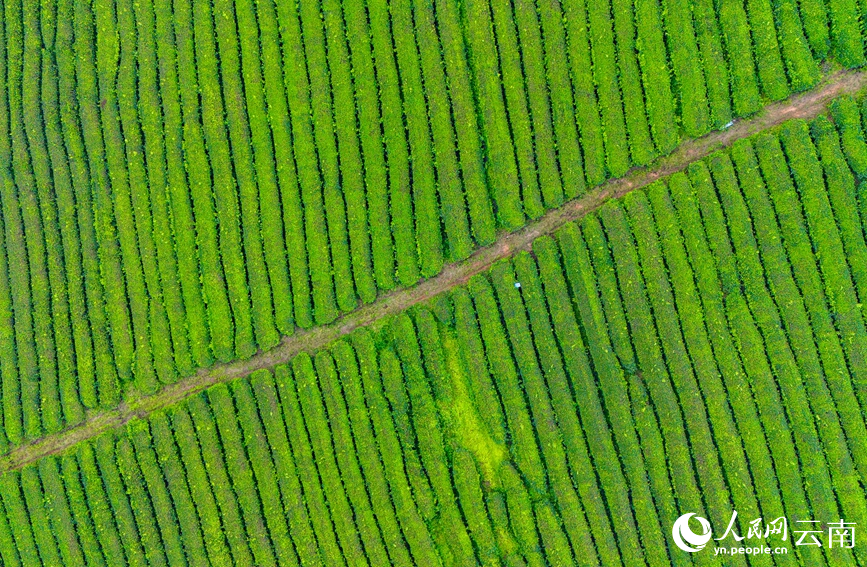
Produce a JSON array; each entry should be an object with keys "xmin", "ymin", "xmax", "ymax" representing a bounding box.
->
[{"xmin": 672, "ymin": 513, "xmax": 712, "ymax": 552}]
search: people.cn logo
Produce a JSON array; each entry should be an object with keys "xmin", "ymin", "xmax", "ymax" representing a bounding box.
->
[{"xmin": 673, "ymin": 513, "xmax": 713, "ymax": 552}]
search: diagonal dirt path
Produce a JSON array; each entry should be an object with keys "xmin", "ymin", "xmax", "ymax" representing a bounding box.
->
[{"xmin": 2, "ymin": 67, "xmax": 865, "ymax": 474}]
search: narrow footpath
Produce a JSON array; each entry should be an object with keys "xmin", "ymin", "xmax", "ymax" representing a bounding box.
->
[{"xmin": 2, "ymin": 67, "xmax": 865, "ymax": 474}]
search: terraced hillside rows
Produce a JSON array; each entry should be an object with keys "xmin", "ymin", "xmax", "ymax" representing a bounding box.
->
[
  {"xmin": 1, "ymin": 0, "xmax": 867, "ymax": 454},
  {"xmin": 4, "ymin": 108, "xmax": 867, "ymax": 565}
]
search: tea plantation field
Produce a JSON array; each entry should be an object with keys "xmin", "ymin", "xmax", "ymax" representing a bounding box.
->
[
  {"xmin": 0, "ymin": 0, "xmax": 867, "ymax": 564},
  {"xmin": 1, "ymin": 0, "xmax": 866, "ymax": 441},
  {"xmin": 3, "ymin": 112, "xmax": 867, "ymax": 564}
]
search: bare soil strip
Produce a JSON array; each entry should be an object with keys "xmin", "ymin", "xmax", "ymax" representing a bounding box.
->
[{"xmin": 3, "ymin": 68, "xmax": 865, "ymax": 474}]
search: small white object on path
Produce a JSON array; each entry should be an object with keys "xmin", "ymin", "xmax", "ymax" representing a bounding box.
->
[{"xmin": 514, "ymin": 282, "xmax": 521, "ymax": 288}]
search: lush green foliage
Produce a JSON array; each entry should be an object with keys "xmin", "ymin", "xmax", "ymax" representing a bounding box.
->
[
  {"xmin": 0, "ymin": 0, "xmax": 863, "ymax": 448},
  {"xmin": 5, "ymin": 109, "xmax": 867, "ymax": 565},
  {"xmin": 1, "ymin": 0, "xmax": 867, "ymax": 563}
]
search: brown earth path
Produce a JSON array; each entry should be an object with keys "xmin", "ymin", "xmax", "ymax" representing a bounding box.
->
[{"xmin": 2, "ymin": 67, "xmax": 866, "ymax": 474}]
